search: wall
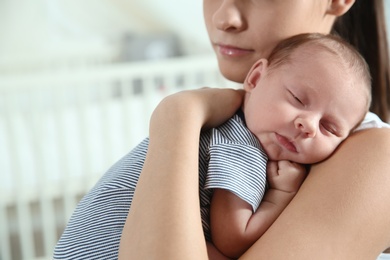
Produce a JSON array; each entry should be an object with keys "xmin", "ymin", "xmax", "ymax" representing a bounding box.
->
[{"xmin": 0, "ymin": 0, "xmax": 212, "ymax": 72}]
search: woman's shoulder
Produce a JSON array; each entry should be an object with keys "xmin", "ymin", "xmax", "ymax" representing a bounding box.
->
[
  {"xmin": 354, "ymin": 112, "xmax": 390, "ymax": 132},
  {"xmin": 377, "ymin": 253, "xmax": 390, "ymax": 260}
]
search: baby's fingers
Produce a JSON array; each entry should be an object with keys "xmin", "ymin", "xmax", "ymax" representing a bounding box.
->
[
  {"xmin": 266, "ymin": 161, "xmax": 279, "ymax": 177},
  {"xmin": 277, "ymin": 161, "xmax": 306, "ymax": 175}
]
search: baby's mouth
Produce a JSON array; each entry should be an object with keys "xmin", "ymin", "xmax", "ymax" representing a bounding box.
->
[{"xmin": 275, "ymin": 133, "xmax": 297, "ymax": 153}]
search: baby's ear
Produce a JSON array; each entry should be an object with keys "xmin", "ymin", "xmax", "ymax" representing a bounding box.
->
[{"xmin": 244, "ymin": 59, "xmax": 268, "ymax": 92}]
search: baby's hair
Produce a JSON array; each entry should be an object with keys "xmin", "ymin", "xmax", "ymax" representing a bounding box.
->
[{"xmin": 267, "ymin": 33, "xmax": 372, "ymax": 114}]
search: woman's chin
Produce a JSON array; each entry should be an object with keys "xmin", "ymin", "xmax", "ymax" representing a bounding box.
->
[{"xmin": 218, "ymin": 62, "xmax": 248, "ymax": 84}]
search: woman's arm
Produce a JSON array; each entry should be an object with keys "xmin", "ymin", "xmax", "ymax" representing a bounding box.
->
[
  {"xmin": 241, "ymin": 128, "xmax": 390, "ymax": 259},
  {"xmin": 118, "ymin": 88, "xmax": 244, "ymax": 260}
]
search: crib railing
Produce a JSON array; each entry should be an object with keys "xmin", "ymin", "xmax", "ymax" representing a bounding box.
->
[{"xmin": 0, "ymin": 55, "xmax": 239, "ymax": 260}]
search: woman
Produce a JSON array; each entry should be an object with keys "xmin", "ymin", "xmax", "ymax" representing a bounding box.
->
[{"xmin": 119, "ymin": 0, "xmax": 390, "ymax": 259}]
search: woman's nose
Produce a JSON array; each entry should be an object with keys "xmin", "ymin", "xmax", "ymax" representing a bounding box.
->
[
  {"xmin": 212, "ymin": 0, "xmax": 246, "ymax": 32},
  {"xmin": 295, "ymin": 117, "xmax": 318, "ymax": 138}
]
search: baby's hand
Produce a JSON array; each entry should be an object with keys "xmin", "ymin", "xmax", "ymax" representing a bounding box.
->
[{"xmin": 266, "ymin": 160, "xmax": 307, "ymax": 193}]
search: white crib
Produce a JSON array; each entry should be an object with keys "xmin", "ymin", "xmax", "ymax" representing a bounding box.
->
[{"xmin": 0, "ymin": 55, "xmax": 239, "ymax": 260}]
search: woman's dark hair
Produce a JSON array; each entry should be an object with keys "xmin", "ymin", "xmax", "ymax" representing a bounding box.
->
[{"xmin": 332, "ymin": 0, "xmax": 390, "ymax": 121}]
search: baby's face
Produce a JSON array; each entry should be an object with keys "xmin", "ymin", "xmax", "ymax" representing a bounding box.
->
[{"xmin": 243, "ymin": 51, "xmax": 368, "ymax": 164}]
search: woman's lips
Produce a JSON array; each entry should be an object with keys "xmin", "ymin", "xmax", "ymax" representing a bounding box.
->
[
  {"xmin": 275, "ymin": 133, "xmax": 297, "ymax": 153},
  {"xmin": 216, "ymin": 44, "xmax": 253, "ymax": 57}
]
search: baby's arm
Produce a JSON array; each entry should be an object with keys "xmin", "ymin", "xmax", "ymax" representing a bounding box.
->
[{"xmin": 210, "ymin": 160, "xmax": 307, "ymax": 259}]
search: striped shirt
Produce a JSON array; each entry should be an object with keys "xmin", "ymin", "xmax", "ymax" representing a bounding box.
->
[{"xmin": 53, "ymin": 112, "xmax": 268, "ymax": 259}]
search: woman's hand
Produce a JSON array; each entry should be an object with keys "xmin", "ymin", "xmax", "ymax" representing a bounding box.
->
[{"xmin": 149, "ymin": 87, "xmax": 245, "ymax": 134}]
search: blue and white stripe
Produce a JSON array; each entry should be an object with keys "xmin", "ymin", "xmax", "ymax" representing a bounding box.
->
[{"xmin": 54, "ymin": 112, "xmax": 268, "ymax": 259}]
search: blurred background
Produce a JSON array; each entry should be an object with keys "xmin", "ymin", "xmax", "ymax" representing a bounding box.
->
[
  {"xmin": 0, "ymin": 0, "xmax": 211, "ymax": 72},
  {"xmin": 0, "ymin": 1, "xmax": 236, "ymax": 260},
  {"xmin": 1, "ymin": 1, "xmax": 390, "ymax": 260}
]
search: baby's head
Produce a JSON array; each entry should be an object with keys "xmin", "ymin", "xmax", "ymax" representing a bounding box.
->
[
  {"xmin": 266, "ymin": 33, "xmax": 371, "ymax": 114},
  {"xmin": 242, "ymin": 33, "xmax": 371, "ymax": 164}
]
